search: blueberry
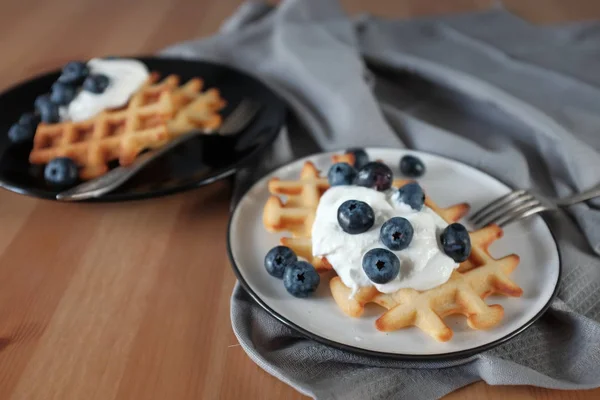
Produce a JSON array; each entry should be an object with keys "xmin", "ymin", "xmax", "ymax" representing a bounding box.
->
[
  {"xmin": 283, "ymin": 261, "xmax": 320, "ymax": 298},
  {"xmin": 362, "ymin": 248, "xmax": 400, "ymax": 284},
  {"xmin": 327, "ymin": 162, "xmax": 356, "ymax": 186},
  {"xmin": 58, "ymin": 61, "xmax": 89, "ymax": 84},
  {"xmin": 19, "ymin": 112, "xmax": 41, "ymax": 127},
  {"xmin": 34, "ymin": 94, "xmax": 52, "ymax": 111},
  {"xmin": 35, "ymin": 94, "xmax": 60, "ymax": 122},
  {"xmin": 345, "ymin": 148, "xmax": 369, "ymax": 169},
  {"xmin": 394, "ymin": 182, "xmax": 425, "ymax": 211},
  {"xmin": 440, "ymin": 223, "xmax": 472, "ymax": 263},
  {"xmin": 355, "ymin": 162, "xmax": 393, "ymax": 191},
  {"xmin": 9, "ymin": 112, "xmax": 40, "ymax": 143},
  {"xmin": 38, "ymin": 101, "xmax": 60, "ymax": 123},
  {"xmin": 44, "ymin": 157, "xmax": 79, "ymax": 186},
  {"xmin": 337, "ymin": 200, "xmax": 375, "ymax": 234},
  {"xmin": 83, "ymin": 74, "xmax": 110, "ymax": 94},
  {"xmin": 264, "ymin": 246, "xmax": 297, "ymax": 279},
  {"xmin": 8, "ymin": 123, "xmax": 35, "ymax": 143},
  {"xmin": 400, "ymin": 155, "xmax": 426, "ymax": 178},
  {"xmin": 380, "ymin": 217, "xmax": 414, "ymax": 251},
  {"xmin": 50, "ymin": 81, "xmax": 77, "ymax": 105}
]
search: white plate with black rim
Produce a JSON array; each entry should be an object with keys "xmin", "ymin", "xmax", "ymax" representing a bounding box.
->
[{"xmin": 227, "ymin": 148, "xmax": 561, "ymax": 360}]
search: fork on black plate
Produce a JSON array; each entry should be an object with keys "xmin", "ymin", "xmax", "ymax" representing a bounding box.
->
[{"xmin": 56, "ymin": 99, "xmax": 261, "ymax": 201}]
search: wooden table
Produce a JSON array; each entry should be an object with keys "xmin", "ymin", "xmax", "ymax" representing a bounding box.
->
[{"xmin": 1, "ymin": 0, "xmax": 599, "ymax": 399}]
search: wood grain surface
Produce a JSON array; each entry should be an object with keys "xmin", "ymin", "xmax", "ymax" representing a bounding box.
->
[{"xmin": 0, "ymin": 0, "xmax": 599, "ymax": 399}]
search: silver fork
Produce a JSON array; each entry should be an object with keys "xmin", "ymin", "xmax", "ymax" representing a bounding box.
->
[
  {"xmin": 470, "ymin": 183, "xmax": 600, "ymax": 229},
  {"xmin": 56, "ymin": 99, "xmax": 261, "ymax": 201}
]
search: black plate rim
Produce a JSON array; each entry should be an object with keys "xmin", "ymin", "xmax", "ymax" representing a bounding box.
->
[
  {"xmin": 226, "ymin": 148, "xmax": 563, "ymax": 362},
  {"xmin": 0, "ymin": 56, "xmax": 287, "ymax": 202}
]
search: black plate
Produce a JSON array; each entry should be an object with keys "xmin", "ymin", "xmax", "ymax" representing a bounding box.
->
[{"xmin": 0, "ymin": 56, "xmax": 286, "ymax": 201}]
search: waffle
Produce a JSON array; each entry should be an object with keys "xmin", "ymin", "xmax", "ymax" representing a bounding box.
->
[
  {"xmin": 264, "ymin": 161, "xmax": 331, "ymax": 271},
  {"xmin": 136, "ymin": 72, "xmax": 226, "ymax": 130},
  {"xmin": 168, "ymin": 88, "xmax": 226, "ymax": 136},
  {"xmin": 263, "ymin": 154, "xmax": 523, "ymax": 342},
  {"xmin": 29, "ymin": 73, "xmax": 226, "ymax": 180}
]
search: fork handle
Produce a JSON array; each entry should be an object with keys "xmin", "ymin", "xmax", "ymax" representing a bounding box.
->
[
  {"xmin": 557, "ymin": 183, "xmax": 600, "ymax": 206},
  {"xmin": 55, "ymin": 130, "xmax": 204, "ymax": 200},
  {"xmin": 126, "ymin": 130, "xmax": 203, "ymax": 170}
]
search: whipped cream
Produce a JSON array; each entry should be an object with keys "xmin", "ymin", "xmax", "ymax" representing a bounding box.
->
[
  {"xmin": 311, "ymin": 185, "xmax": 458, "ymax": 295},
  {"xmin": 59, "ymin": 58, "xmax": 149, "ymax": 122}
]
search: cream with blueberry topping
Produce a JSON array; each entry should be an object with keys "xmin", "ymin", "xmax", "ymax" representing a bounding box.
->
[
  {"xmin": 59, "ymin": 58, "xmax": 149, "ymax": 122},
  {"xmin": 311, "ymin": 185, "xmax": 459, "ymax": 296}
]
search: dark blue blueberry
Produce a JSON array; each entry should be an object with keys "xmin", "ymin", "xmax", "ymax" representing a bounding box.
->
[
  {"xmin": 354, "ymin": 162, "xmax": 393, "ymax": 191},
  {"xmin": 264, "ymin": 246, "xmax": 297, "ymax": 279},
  {"xmin": 362, "ymin": 248, "xmax": 400, "ymax": 284},
  {"xmin": 283, "ymin": 261, "xmax": 320, "ymax": 298},
  {"xmin": 19, "ymin": 112, "xmax": 41, "ymax": 127},
  {"xmin": 50, "ymin": 81, "xmax": 77, "ymax": 105},
  {"xmin": 8, "ymin": 123, "xmax": 35, "ymax": 143},
  {"xmin": 44, "ymin": 157, "xmax": 79, "ymax": 186},
  {"xmin": 440, "ymin": 223, "xmax": 472, "ymax": 263},
  {"xmin": 83, "ymin": 74, "xmax": 110, "ymax": 94},
  {"xmin": 9, "ymin": 112, "xmax": 41, "ymax": 143},
  {"xmin": 337, "ymin": 200, "xmax": 375, "ymax": 234},
  {"xmin": 58, "ymin": 61, "xmax": 89, "ymax": 84},
  {"xmin": 34, "ymin": 94, "xmax": 52, "ymax": 111},
  {"xmin": 400, "ymin": 155, "xmax": 425, "ymax": 178},
  {"xmin": 394, "ymin": 182, "xmax": 425, "ymax": 211},
  {"xmin": 327, "ymin": 162, "xmax": 356, "ymax": 186},
  {"xmin": 345, "ymin": 148, "xmax": 369, "ymax": 169},
  {"xmin": 380, "ymin": 217, "xmax": 414, "ymax": 251},
  {"xmin": 38, "ymin": 101, "xmax": 60, "ymax": 123},
  {"xmin": 35, "ymin": 94, "xmax": 60, "ymax": 122}
]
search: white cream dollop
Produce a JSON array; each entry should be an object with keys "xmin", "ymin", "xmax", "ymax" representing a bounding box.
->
[
  {"xmin": 311, "ymin": 185, "xmax": 458, "ymax": 295},
  {"xmin": 59, "ymin": 58, "xmax": 149, "ymax": 122}
]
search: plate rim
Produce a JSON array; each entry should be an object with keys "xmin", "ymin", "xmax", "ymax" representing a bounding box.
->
[
  {"xmin": 226, "ymin": 147, "xmax": 563, "ymax": 361},
  {"xmin": 0, "ymin": 55, "xmax": 287, "ymax": 202}
]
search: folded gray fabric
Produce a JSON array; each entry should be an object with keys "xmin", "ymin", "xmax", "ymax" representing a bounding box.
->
[{"xmin": 161, "ymin": 1, "xmax": 600, "ymax": 399}]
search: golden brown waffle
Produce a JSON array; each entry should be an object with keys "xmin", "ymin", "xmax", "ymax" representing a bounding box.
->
[
  {"xmin": 262, "ymin": 153, "xmax": 523, "ymax": 342},
  {"xmin": 168, "ymin": 88, "xmax": 226, "ymax": 136},
  {"xmin": 374, "ymin": 225, "xmax": 522, "ymax": 341},
  {"xmin": 263, "ymin": 161, "xmax": 331, "ymax": 271},
  {"xmin": 29, "ymin": 73, "xmax": 226, "ymax": 180},
  {"xmin": 137, "ymin": 72, "xmax": 226, "ymax": 136},
  {"xmin": 141, "ymin": 72, "xmax": 225, "ymax": 117},
  {"xmin": 30, "ymin": 74, "xmax": 176, "ymax": 179}
]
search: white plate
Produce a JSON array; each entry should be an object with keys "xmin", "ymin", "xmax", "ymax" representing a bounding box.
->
[{"xmin": 227, "ymin": 149, "xmax": 561, "ymax": 360}]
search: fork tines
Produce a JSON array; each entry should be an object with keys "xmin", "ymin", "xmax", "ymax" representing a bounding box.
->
[{"xmin": 470, "ymin": 189, "xmax": 549, "ymax": 228}]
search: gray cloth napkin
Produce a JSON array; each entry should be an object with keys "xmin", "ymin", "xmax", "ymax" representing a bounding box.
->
[{"xmin": 161, "ymin": 1, "xmax": 600, "ymax": 399}]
